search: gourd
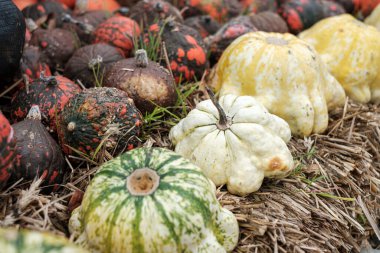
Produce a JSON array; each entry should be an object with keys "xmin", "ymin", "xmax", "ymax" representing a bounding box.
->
[
  {"xmin": 69, "ymin": 147, "xmax": 239, "ymax": 253},
  {"xmin": 210, "ymin": 31, "xmax": 346, "ymax": 136},
  {"xmin": 103, "ymin": 49, "xmax": 177, "ymax": 113},
  {"xmin": 75, "ymin": 0, "xmax": 121, "ymax": 13},
  {"xmin": 93, "ymin": 16, "xmax": 141, "ymax": 57},
  {"xmin": 22, "ymin": 1, "xmax": 71, "ymax": 27},
  {"xmin": 11, "ymin": 74, "xmax": 82, "ymax": 133},
  {"xmin": 146, "ymin": 20, "xmax": 208, "ymax": 83},
  {"xmin": 0, "ymin": 0, "xmax": 25, "ymax": 82},
  {"xmin": 0, "ymin": 111, "xmax": 18, "ymax": 190},
  {"xmin": 128, "ymin": 0, "xmax": 183, "ymax": 26},
  {"xmin": 184, "ymin": 15, "xmax": 220, "ymax": 38},
  {"xmin": 0, "ymin": 227, "xmax": 89, "ymax": 253},
  {"xmin": 365, "ymin": 4, "xmax": 380, "ymax": 30},
  {"xmin": 170, "ymin": 92, "xmax": 294, "ymax": 196},
  {"xmin": 56, "ymin": 87, "xmax": 143, "ymax": 157},
  {"xmin": 299, "ymin": 14, "xmax": 380, "ymax": 103},
  {"xmin": 12, "ymin": 106, "xmax": 66, "ymax": 192},
  {"xmin": 20, "ymin": 46, "xmax": 52, "ymax": 82},
  {"xmin": 64, "ymin": 43, "xmax": 124, "ymax": 88},
  {"xmin": 206, "ymin": 16, "xmax": 257, "ymax": 65}
]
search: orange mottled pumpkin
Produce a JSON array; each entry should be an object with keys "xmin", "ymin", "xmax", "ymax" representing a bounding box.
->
[{"xmin": 93, "ymin": 16, "xmax": 141, "ymax": 57}]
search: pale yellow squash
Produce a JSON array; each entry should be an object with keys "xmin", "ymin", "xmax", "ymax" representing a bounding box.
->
[
  {"xmin": 299, "ymin": 14, "xmax": 380, "ymax": 103},
  {"xmin": 211, "ymin": 31, "xmax": 346, "ymax": 137},
  {"xmin": 365, "ymin": 5, "xmax": 380, "ymax": 31}
]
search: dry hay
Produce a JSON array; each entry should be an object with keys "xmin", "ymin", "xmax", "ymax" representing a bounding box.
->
[{"xmin": 0, "ymin": 96, "xmax": 379, "ymax": 253}]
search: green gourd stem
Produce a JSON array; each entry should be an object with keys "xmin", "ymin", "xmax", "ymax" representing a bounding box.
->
[{"xmin": 205, "ymin": 87, "xmax": 229, "ymax": 130}]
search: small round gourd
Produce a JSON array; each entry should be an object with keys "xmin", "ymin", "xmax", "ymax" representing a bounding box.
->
[
  {"xmin": 64, "ymin": 43, "xmax": 124, "ymax": 88},
  {"xmin": 12, "ymin": 106, "xmax": 66, "ymax": 192},
  {"xmin": 57, "ymin": 87, "xmax": 143, "ymax": 156},
  {"xmin": 147, "ymin": 20, "xmax": 208, "ymax": 83},
  {"xmin": 170, "ymin": 92, "xmax": 294, "ymax": 196},
  {"xmin": 0, "ymin": 111, "xmax": 18, "ymax": 190},
  {"xmin": 210, "ymin": 31, "xmax": 346, "ymax": 136},
  {"xmin": 0, "ymin": 227, "xmax": 89, "ymax": 253},
  {"xmin": 93, "ymin": 16, "xmax": 141, "ymax": 57},
  {"xmin": 103, "ymin": 49, "xmax": 177, "ymax": 113},
  {"xmin": 299, "ymin": 14, "xmax": 380, "ymax": 103},
  {"xmin": 11, "ymin": 74, "xmax": 82, "ymax": 133},
  {"xmin": 69, "ymin": 147, "xmax": 239, "ymax": 253}
]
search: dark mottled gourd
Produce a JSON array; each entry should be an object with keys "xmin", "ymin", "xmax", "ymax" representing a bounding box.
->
[
  {"xmin": 239, "ymin": 0, "xmax": 278, "ymax": 13},
  {"xmin": 93, "ymin": 16, "xmax": 141, "ymax": 57},
  {"xmin": 278, "ymin": 0, "xmax": 325, "ymax": 34},
  {"xmin": 128, "ymin": 0, "xmax": 183, "ymax": 26},
  {"xmin": 114, "ymin": 0, "xmax": 139, "ymax": 7},
  {"xmin": 20, "ymin": 46, "xmax": 52, "ymax": 82},
  {"xmin": 205, "ymin": 16, "xmax": 257, "ymax": 65},
  {"xmin": 147, "ymin": 20, "xmax": 208, "ymax": 83},
  {"xmin": 28, "ymin": 21, "xmax": 78, "ymax": 70},
  {"xmin": 104, "ymin": 49, "xmax": 177, "ymax": 113},
  {"xmin": 57, "ymin": 87, "xmax": 143, "ymax": 157},
  {"xmin": 249, "ymin": 11, "xmax": 289, "ymax": 32},
  {"xmin": 64, "ymin": 44, "xmax": 124, "ymax": 88},
  {"xmin": 62, "ymin": 11, "xmax": 108, "ymax": 45},
  {"xmin": 0, "ymin": 111, "xmax": 18, "ymax": 190},
  {"xmin": 184, "ymin": 15, "xmax": 221, "ymax": 38},
  {"xmin": 22, "ymin": 0, "xmax": 71, "ymax": 27},
  {"xmin": 169, "ymin": 0, "xmax": 243, "ymax": 22},
  {"xmin": 320, "ymin": 0, "xmax": 346, "ymax": 17},
  {"xmin": 12, "ymin": 106, "xmax": 66, "ymax": 192},
  {"xmin": 0, "ymin": 0, "xmax": 26, "ymax": 81},
  {"xmin": 11, "ymin": 74, "xmax": 82, "ymax": 133}
]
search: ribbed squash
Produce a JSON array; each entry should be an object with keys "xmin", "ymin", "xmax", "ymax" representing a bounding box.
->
[
  {"xmin": 211, "ymin": 31, "xmax": 346, "ymax": 136},
  {"xmin": 365, "ymin": 4, "xmax": 380, "ymax": 30},
  {"xmin": 69, "ymin": 147, "xmax": 239, "ymax": 253},
  {"xmin": 299, "ymin": 14, "xmax": 380, "ymax": 103},
  {"xmin": 170, "ymin": 93, "xmax": 294, "ymax": 196},
  {"xmin": 0, "ymin": 227, "xmax": 89, "ymax": 253}
]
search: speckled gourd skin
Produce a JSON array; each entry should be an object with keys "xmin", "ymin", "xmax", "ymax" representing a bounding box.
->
[
  {"xmin": 211, "ymin": 31, "xmax": 346, "ymax": 136},
  {"xmin": 299, "ymin": 14, "xmax": 380, "ymax": 103},
  {"xmin": 169, "ymin": 94, "xmax": 294, "ymax": 196},
  {"xmin": 0, "ymin": 227, "xmax": 89, "ymax": 253},
  {"xmin": 69, "ymin": 147, "xmax": 239, "ymax": 253}
]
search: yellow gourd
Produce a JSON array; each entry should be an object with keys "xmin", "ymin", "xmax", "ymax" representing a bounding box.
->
[
  {"xmin": 210, "ymin": 31, "xmax": 346, "ymax": 137},
  {"xmin": 299, "ymin": 14, "xmax": 380, "ymax": 103},
  {"xmin": 365, "ymin": 5, "xmax": 380, "ymax": 31}
]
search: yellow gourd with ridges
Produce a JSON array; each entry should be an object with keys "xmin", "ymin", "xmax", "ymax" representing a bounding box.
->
[
  {"xmin": 211, "ymin": 31, "xmax": 346, "ymax": 137},
  {"xmin": 299, "ymin": 14, "xmax": 380, "ymax": 103},
  {"xmin": 365, "ymin": 5, "xmax": 380, "ymax": 31}
]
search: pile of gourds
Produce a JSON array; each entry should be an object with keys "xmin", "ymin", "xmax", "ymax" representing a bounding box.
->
[{"xmin": 0, "ymin": 0, "xmax": 379, "ymax": 252}]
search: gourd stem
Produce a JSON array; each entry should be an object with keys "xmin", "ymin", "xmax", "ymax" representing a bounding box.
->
[
  {"xmin": 135, "ymin": 49, "xmax": 149, "ymax": 68},
  {"xmin": 40, "ymin": 72, "xmax": 57, "ymax": 86},
  {"xmin": 127, "ymin": 168, "xmax": 160, "ymax": 196},
  {"xmin": 67, "ymin": 122, "xmax": 76, "ymax": 132},
  {"xmin": 27, "ymin": 105, "xmax": 42, "ymax": 121},
  {"xmin": 205, "ymin": 87, "xmax": 229, "ymax": 129}
]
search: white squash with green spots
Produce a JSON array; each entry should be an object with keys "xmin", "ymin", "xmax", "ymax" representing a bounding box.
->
[{"xmin": 69, "ymin": 147, "xmax": 239, "ymax": 253}]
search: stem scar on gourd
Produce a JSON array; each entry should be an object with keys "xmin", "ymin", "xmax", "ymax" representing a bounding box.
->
[
  {"xmin": 206, "ymin": 87, "xmax": 231, "ymax": 130},
  {"xmin": 127, "ymin": 168, "xmax": 160, "ymax": 196}
]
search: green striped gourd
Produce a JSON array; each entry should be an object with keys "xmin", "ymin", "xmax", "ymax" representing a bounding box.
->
[
  {"xmin": 69, "ymin": 147, "xmax": 239, "ymax": 253},
  {"xmin": 0, "ymin": 227, "xmax": 89, "ymax": 253}
]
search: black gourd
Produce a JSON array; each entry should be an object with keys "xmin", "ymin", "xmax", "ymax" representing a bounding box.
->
[{"xmin": 0, "ymin": 0, "xmax": 25, "ymax": 80}]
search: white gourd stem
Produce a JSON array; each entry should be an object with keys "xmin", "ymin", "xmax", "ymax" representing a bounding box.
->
[
  {"xmin": 135, "ymin": 49, "xmax": 149, "ymax": 68},
  {"xmin": 26, "ymin": 105, "xmax": 42, "ymax": 121},
  {"xmin": 206, "ymin": 87, "xmax": 229, "ymax": 130},
  {"xmin": 67, "ymin": 122, "xmax": 76, "ymax": 132}
]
